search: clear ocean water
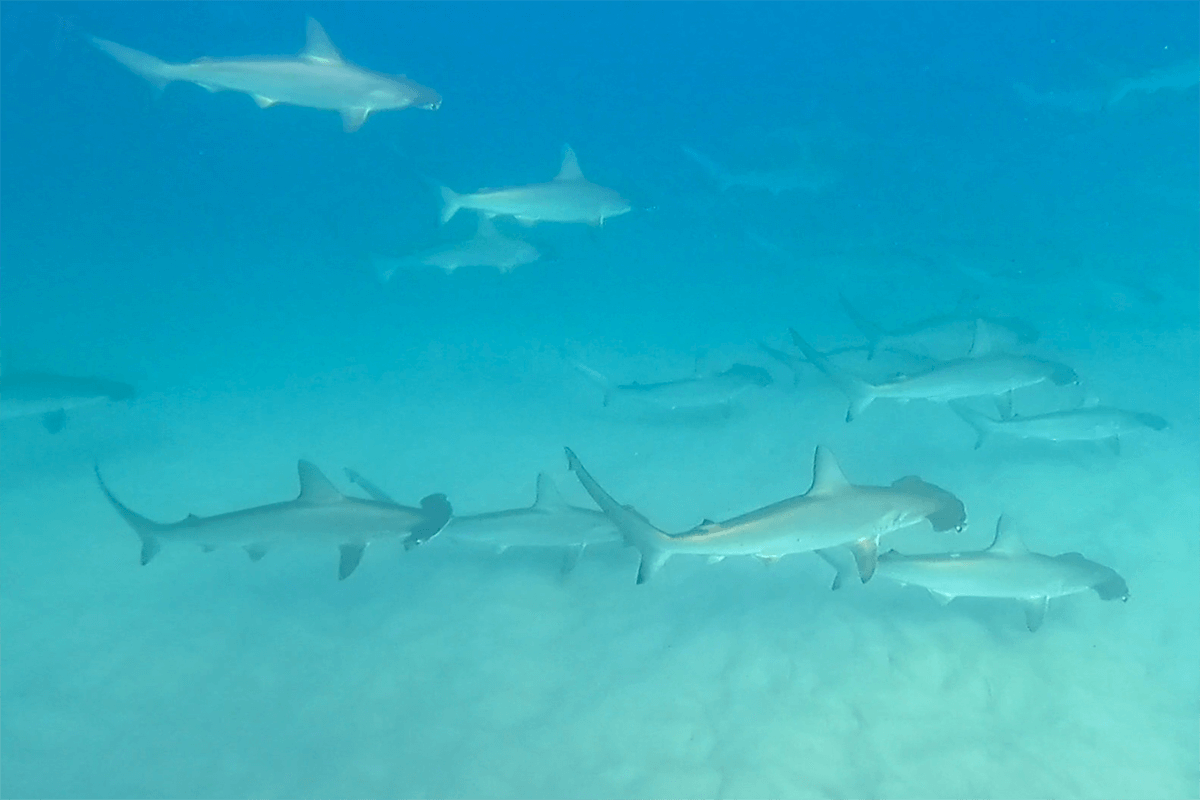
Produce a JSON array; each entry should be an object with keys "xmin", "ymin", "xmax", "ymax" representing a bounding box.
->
[{"xmin": 1, "ymin": 3, "xmax": 1197, "ymax": 798}]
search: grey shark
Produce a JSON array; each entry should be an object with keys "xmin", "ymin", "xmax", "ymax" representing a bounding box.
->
[
  {"xmin": 1106, "ymin": 58, "xmax": 1200, "ymax": 108},
  {"xmin": 565, "ymin": 446, "xmax": 965, "ymax": 585},
  {"xmin": 950, "ymin": 402, "xmax": 1168, "ymax": 454},
  {"xmin": 571, "ymin": 360, "xmax": 773, "ymax": 411},
  {"xmin": 91, "ymin": 18, "xmax": 440, "ymax": 132},
  {"xmin": 876, "ymin": 516, "xmax": 1129, "ymax": 632},
  {"xmin": 681, "ymin": 145, "xmax": 833, "ymax": 195},
  {"xmin": 440, "ymin": 146, "xmax": 631, "ymax": 226},
  {"xmin": 374, "ymin": 215, "xmax": 540, "ymax": 280},
  {"xmin": 789, "ymin": 328, "xmax": 1078, "ymax": 422},
  {"xmin": 437, "ymin": 473, "xmax": 618, "ymax": 572},
  {"xmin": 1, "ymin": 371, "xmax": 134, "ymax": 433},
  {"xmin": 97, "ymin": 461, "xmax": 451, "ymax": 579},
  {"xmin": 838, "ymin": 292, "xmax": 1039, "ymax": 361}
]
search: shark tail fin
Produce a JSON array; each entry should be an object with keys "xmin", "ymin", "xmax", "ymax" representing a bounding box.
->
[
  {"xmin": 565, "ymin": 448, "xmax": 672, "ymax": 584},
  {"xmin": 788, "ymin": 329, "xmax": 876, "ymax": 421},
  {"xmin": 90, "ymin": 36, "xmax": 176, "ymax": 93},
  {"xmin": 94, "ymin": 466, "xmax": 164, "ymax": 565},
  {"xmin": 837, "ymin": 292, "xmax": 885, "ymax": 359},
  {"xmin": 569, "ymin": 360, "xmax": 616, "ymax": 407},
  {"xmin": 439, "ymin": 187, "xmax": 463, "ymax": 225},
  {"xmin": 948, "ymin": 401, "xmax": 994, "ymax": 449}
]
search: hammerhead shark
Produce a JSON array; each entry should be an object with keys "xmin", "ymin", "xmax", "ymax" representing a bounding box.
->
[
  {"xmin": 91, "ymin": 18, "xmax": 440, "ymax": 131},
  {"xmin": 96, "ymin": 461, "xmax": 451, "ymax": 579}
]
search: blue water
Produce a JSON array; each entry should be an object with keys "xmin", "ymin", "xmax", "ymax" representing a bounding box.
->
[{"xmin": 2, "ymin": 3, "xmax": 1197, "ymax": 798}]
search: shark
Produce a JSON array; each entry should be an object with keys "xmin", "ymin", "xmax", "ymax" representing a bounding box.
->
[
  {"xmin": 96, "ymin": 461, "xmax": 452, "ymax": 579},
  {"xmin": 373, "ymin": 215, "xmax": 541, "ymax": 280},
  {"xmin": 1105, "ymin": 58, "xmax": 1200, "ymax": 108},
  {"xmin": 432, "ymin": 473, "xmax": 618, "ymax": 573},
  {"xmin": 1, "ymin": 371, "xmax": 134, "ymax": 433},
  {"xmin": 90, "ymin": 17, "xmax": 441, "ymax": 132},
  {"xmin": 440, "ymin": 146, "xmax": 631, "ymax": 226},
  {"xmin": 788, "ymin": 328, "xmax": 1078, "ymax": 422},
  {"xmin": 838, "ymin": 292, "xmax": 1039, "ymax": 361},
  {"xmin": 876, "ymin": 516, "xmax": 1129, "ymax": 632},
  {"xmin": 565, "ymin": 446, "xmax": 965, "ymax": 585},
  {"xmin": 681, "ymin": 146, "xmax": 833, "ymax": 195},
  {"xmin": 570, "ymin": 360, "xmax": 773, "ymax": 412},
  {"xmin": 950, "ymin": 401, "xmax": 1168, "ymax": 454}
]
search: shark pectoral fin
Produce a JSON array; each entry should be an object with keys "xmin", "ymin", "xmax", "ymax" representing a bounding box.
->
[
  {"xmin": 849, "ymin": 538, "xmax": 878, "ymax": 583},
  {"xmin": 41, "ymin": 409, "xmax": 67, "ymax": 433},
  {"xmin": 341, "ymin": 107, "xmax": 370, "ymax": 133},
  {"xmin": 994, "ymin": 391, "xmax": 1014, "ymax": 421},
  {"xmin": 637, "ymin": 551, "xmax": 670, "ymax": 585},
  {"xmin": 244, "ymin": 544, "xmax": 269, "ymax": 562},
  {"xmin": 928, "ymin": 590, "xmax": 955, "ymax": 606},
  {"xmin": 140, "ymin": 537, "xmax": 161, "ymax": 566},
  {"xmin": 252, "ymin": 94, "xmax": 279, "ymax": 108},
  {"xmin": 338, "ymin": 543, "xmax": 367, "ymax": 580},
  {"xmin": 1022, "ymin": 596, "xmax": 1050, "ymax": 632},
  {"xmin": 814, "ymin": 548, "xmax": 854, "ymax": 591},
  {"xmin": 560, "ymin": 545, "xmax": 585, "ymax": 576},
  {"xmin": 1104, "ymin": 436, "xmax": 1121, "ymax": 456},
  {"xmin": 757, "ymin": 555, "xmax": 781, "ymax": 567},
  {"xmin": 706, "ymin": 555, "xmax": 726, "ymax": 565}
]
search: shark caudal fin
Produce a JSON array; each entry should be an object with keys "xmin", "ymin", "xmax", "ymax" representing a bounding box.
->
[
  {"xmin": 90, "ymin": 36, "xmax": 177, "ymax": 93},
  {"xmin": 94, "ymin": 466, "xmax": 166, "ymax": 566},
  {"xmin": 439, "ymin": 187, "xmax": 464, "ymax": 225},
  {"xmin": 789, "ymin": 329, "xmax": 876, "ymax": 421},
  {"xmin": 565, "ymin": 447, "xmax": 671, "ymax": 583}
]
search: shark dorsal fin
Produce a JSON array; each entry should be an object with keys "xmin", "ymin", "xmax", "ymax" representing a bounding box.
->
[
  {"xmin": 302, "ymin": 18, "xmax": 343, "ymax": 65},
  {"xmin": 809, "ymin": 447, "xmax": 851, "ymax": 495},
  {"xmin": 555, "ymin": 145, "xmax": 584, "ymax": 181},
  {"xmin": 297, "ymin": 460, "xmax": 342, "ymax": 504},
  {"xmin": 534, "ymin": 473, "xmax": 568, "ymax": 510},
  {"xmin": 987, "ymin": 515, "xmax": 1028, "ymax": 555}
]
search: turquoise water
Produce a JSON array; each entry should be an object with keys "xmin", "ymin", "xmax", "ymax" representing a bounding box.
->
[{"xmin": 1, "ymin": 3, "xmax": 1197, "ymax": 798}]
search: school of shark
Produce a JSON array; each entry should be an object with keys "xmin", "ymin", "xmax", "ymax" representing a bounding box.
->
[{"xmin": 6, "ymin": 14, "xmax": 1193, "ymax": 637}]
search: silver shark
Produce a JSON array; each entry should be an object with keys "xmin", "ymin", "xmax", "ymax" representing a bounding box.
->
[
  {"xmin": 437, "ymin": 473, "xmax": 618, "ymax": 572},
  {"xmin": 571, "ymin": 360, "xmax": 773, "ymax": 411},
  {"xmin": 838, "ymin": 292, "xmax": 1039, "ymax": 361},
  {"xmin": 565, "ymin": 446, "xmax": 965, "ymax": 585},
  {"xmin": 681, "ymin": 146, "xmax": 833, "ymax": 195},
  {"xmin": 440, "ymin": 146, "xmax": 631, "ymax": 226},
  {"xmin": 788, "ymin": 328, "xmax": 1078, "ymax": 422},
  {"xmin": 1, "ymin": 371, "xmax": 134, "ymax": 433},
  {"xmin": 96, "ymin": 461, "xmax": 451, "ymax": 579},
  {"xmin": 950, "ymin": 402, "xmax": 1168, "ymax": 454},
  {"xmin": 374, "ymin": 215, "xmax": 540, "ymax": 280},
  {"xmin": 876, "ymin": 516, "xmax": 1129, "ymax": 632},
  {"xmin": 91, "ymin": 18, "xmax": 441, "ymax": 132}
]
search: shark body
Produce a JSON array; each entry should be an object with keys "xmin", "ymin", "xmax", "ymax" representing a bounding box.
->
[
  {"xmin": 91, "ymin": 18, "xmax": 440, "ymax": 131},
  {"xmin": 566, "ymin": 446, "xmax": 965, "ymax": 585},
  {"xmin": 97, "ymin": 461, "xmax": 451, "ymax": 579},
  {"xmin": 876, "ymin": 516, "xmax": 1129, "ymax": 631},
  {"xmin": 440, "ymin": 146, "xmax": 631, "ymax": 226},
  {"xmin": 1, "ymin": 371, "xmax": 134, "ymax": 433}
]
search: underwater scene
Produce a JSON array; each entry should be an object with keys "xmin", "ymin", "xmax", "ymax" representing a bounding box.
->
[{"xmin": 1, "ymin": 2, "xmax": 1197, "ymax": 798}]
